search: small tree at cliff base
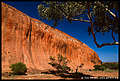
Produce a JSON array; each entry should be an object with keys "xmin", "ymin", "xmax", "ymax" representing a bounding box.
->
[
  {"xmin": 9, "ymin": 62, "xmax": 27, "ymax": 75},
  {"xmin": 49, "ymin": 54, "xmax": 71, "ymax": 73}
]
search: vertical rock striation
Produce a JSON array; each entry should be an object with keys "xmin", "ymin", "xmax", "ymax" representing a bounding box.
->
[{"xmin": 1, "ymin": 2, "xmax": 101, "ymax": 73}]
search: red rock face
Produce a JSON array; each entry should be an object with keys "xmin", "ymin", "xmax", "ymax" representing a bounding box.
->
[{"xmin": 1, "ymin": 2, "xmax": 102, "ymax": 72}]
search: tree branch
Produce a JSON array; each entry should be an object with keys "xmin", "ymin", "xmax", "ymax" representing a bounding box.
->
[
  {"xmin": 96, "ymin": 42, "xmax": 119, "ymax": 48},
  {"xmin": 56, "ymin": 4, "xmax": 90, "ymax": 23},
  {"xmin": 100, "ymin": 2, "xmax": 117, "ymax": 18},
  {"xmin": 105, "ymin": 8, "xmax": 116, "ymax": 18},
  {"xmin": 87, "ymin": 2, "xmax": 119, "ymax": 48},
  {"xmin": 70, "ymin": 18, "xmax": 90, "ymax": 23},
  {"xmin": 112, "ymin": 30, "xmax": 116, "ymax": 42}
]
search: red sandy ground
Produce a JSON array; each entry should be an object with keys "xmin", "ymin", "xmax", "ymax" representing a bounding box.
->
[{"xmin": 2, "ymin": 69, "xmax": 118, "ymax": 80}]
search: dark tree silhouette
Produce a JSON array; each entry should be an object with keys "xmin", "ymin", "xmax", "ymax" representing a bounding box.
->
[{"xmin": 38, "ymin": 1, "xmax": 119, "ymax": 48}]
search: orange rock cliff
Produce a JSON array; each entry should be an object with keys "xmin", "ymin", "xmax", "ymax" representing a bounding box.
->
[{"xmin": 1, "ymin": 2, "xmax": 102, "ymax": 72}]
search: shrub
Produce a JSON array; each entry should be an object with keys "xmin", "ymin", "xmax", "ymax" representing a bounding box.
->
[
  {"xmin": 94, "ymin": 65, "xmax": 106, "ymax": 71},
  {"xmin": 102, "ymin": 63, "xmax": 118, "ymax": 70},
  {"xmin": 93, "ymin": 62, "xmax": 118, "ymax": 71},
  {"xmin": 49, "ymin": 54, "xmax": 71, "ymax": 73},
  {"xmin": 9, "ymin": 62, "xmax": 27, "ymax": 75}
]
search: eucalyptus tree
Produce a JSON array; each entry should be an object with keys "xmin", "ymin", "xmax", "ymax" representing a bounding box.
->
[{"xmin": 38, "ymin": 1, "xmax": 119, "ymax": 48}]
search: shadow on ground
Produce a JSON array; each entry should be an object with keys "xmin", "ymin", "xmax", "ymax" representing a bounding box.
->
[{"xmin": 41, "ymin": 70, "xmax": 93, "ymax": 80}]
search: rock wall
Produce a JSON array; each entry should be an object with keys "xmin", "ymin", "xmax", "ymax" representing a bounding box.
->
[{"xmin": 1, "ymin": 2, "xmax": 102, "ymax": 73}]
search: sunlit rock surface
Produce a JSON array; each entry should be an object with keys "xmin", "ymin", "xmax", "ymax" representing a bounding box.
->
[{"xmin": 2, "ymin": 2, "xmax": 101, "ymax": 73}]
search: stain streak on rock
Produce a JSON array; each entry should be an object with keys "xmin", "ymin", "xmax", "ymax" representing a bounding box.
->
[{"xmin": 2, "ymin": 2, "xmax": 102, "ymax": 73}]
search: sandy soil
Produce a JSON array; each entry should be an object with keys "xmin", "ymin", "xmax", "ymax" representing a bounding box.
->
[
  {"xmin": 2, "ymin": 69, "xmax": 119, "ymax": 80},
  {"xmin": 79, "ymin": 69, "xmax": 118, "ymax": 79}
]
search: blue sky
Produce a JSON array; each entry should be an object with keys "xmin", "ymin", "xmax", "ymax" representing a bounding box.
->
[{"xmin": 3, "ymin": 1, "xmax": 119, "ymax": 62}]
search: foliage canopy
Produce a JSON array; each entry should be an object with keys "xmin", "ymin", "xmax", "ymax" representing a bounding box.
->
[
  {"xmin": 38, "ymin": 1, "xmax": 120, "ymax": 48},
  {"xmin": 49, "ymin": 54, "xmax": 71, "ymax": 73},
  {"xmin": 10, "ymin": 62, "xmax": 27, "ymax": 75}
]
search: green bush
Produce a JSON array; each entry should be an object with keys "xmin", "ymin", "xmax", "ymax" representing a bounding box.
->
[
  {"xmin": 49, "ymin": 54, "xmax": 71, "ymax": 73},
  {"xmin": 10, "ymin": 62, "xmax": 27, "ymax": 75},
  {"xmin": 102, "ymin": 63, "xmax": 118, "ymax": 70},
  {"xmin": 94, "ymin": 65, "xmax": 106, "ymax": 71},
  {"xmin": 93, "ymin": 62, "xmax": 118, "ymax": 71}
]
